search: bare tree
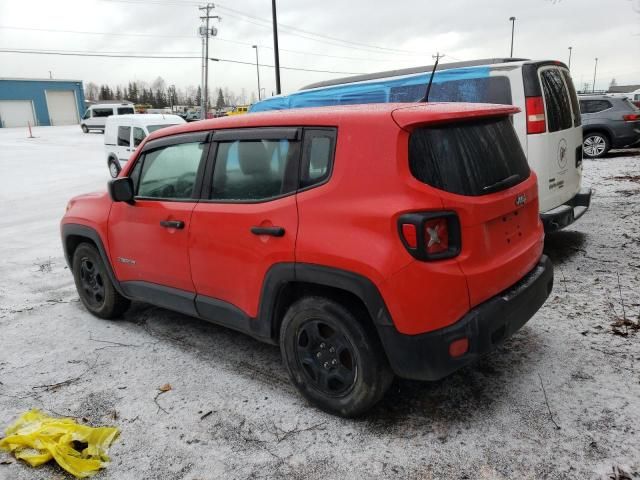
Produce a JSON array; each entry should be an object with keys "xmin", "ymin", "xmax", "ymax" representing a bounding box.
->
[{"xmin": 85, "ymin": 82, "xmax": 99, "ymax": 101}]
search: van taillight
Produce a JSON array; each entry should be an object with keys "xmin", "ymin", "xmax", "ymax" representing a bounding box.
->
[
  {"xmin": 398, "ymin": 212, "xmax": 461, "ymax": 261},
  {"xmin": 526, "ymin": 96, "xmax": 546, "ymax": 134}
]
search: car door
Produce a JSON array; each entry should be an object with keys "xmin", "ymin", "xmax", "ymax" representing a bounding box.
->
[
  {"xmin": 108, "ymin": 131, "xmax": 210, "ymax": 313},
  {"xmin": 189, "ymin": 128, "xmax": 300, "ymax": 324}
]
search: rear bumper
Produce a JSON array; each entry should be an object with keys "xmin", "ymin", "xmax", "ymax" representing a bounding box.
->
[
  {"xmin": 540, "ymin": 187, "xmax": 592, "ymax": 233},
  {"xmin": 376, "ymin": 255, "xmax": 553, "ymax": 381}
]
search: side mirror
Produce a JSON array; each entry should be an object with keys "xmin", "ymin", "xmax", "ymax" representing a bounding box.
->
[{"xmin": 108, "ymin": 177, "xmax": 135, "ymax": 204}]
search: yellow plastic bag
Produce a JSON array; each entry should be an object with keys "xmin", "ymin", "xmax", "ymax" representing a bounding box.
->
[{"xmin": 0, "ymin": 409, "xmax": 119, "ymax": 478}]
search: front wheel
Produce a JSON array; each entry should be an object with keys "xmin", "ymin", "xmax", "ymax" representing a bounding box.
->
[
  {"xmin": 72, "ymin": 243, "xmax": 130, "ymax": 319},
  {"xmin": 583, "ymin": 132, "xmax": 610, "ymax": 158},
  {"xmin": 108, "ymin": 158, "xmax": 121, "ymax": 178},
  {"xmin": 280, "ymin": 296, "xmax": 393, "ymax": 417}
]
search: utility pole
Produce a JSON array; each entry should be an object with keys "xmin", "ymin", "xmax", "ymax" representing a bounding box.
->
[
  {"xmin": 199, "ymin": 3, "xmax": 219, "ymax": 119},
  {"xmin": 592, "ymin": 57, "xmax": 598, "ymax": 93},
  {"xmin": 252, "ymin": 45, "xmax": 261, "ymax": 101},
  {"xmin": 568, "ymin": 46, "xmax": 572, "ymax": 70},
  {"xmin": 271, "ymin": 0, "xmax": 281, "ymax": 94},
  {"xmin": 509, "ymin": 17, "xmax": 516, "ymax": 57}
]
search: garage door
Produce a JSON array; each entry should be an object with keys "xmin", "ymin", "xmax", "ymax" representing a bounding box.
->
[
  {"xmin": 46, "ymin": 90, "xmax": 79, "ymax": 125},
  {"xmin": 0, "ymin": 100, "xmax": 36, "ymax": 128}
]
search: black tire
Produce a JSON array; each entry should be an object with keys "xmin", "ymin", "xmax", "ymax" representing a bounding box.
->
[
  {"xmin": 108, "ymin": 157, "xmax": 121, "ymax": 178},
  {"xmin": 72, "ymin": 243, "xmax": 130, "ymax": 319},
  {"xmin": 280, "ymin": 296, "xmax": 393, "ymax": 417},
  {"xmin": 583, "ymin": 132, "xmax": 610, "ymax": 158},
  {"xmin": 81, "ymin": 124, "xmax": 89, "ymax": 133}
]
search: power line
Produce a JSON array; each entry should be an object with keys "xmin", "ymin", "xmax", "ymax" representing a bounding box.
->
[
  {"xmin": 0, "ymin": 49, "xmax": 367, "ymax": 75},
  {"xmin": 0, "ymin": 25, "xmax": 409, "ymax": 63},
  {"xmin": 94, "ymin": 0, "xmax": 429, "ymax": 56}
]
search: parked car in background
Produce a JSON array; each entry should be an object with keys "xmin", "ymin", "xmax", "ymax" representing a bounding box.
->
[
  {"xmin": 578, "ymin": 94, "xmax": 640, "ymax": 158},
  {"xmin": 185, "ymin": 108, "xmax": 202, "ymax": 121},
  {"xmin": 62, "ymin": 102, "xmax": 553, "ymax": 416},
  {"xmin": 81, "ymin": 103, "xmax": 135, "ymax": 133},
  {"xmin": 104, "ymin": 114, "xmax": 185, "ymax": 177},
  {"xmin": 252, "ymin": 58, "xmax": 592, "ymax": 233}
]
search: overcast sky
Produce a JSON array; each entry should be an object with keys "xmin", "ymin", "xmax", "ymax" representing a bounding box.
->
[{"xmin": 1, "ymin": 0, "xmax": 638, "ymax": 100}]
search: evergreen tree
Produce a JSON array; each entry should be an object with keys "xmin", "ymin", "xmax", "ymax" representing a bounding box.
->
[
  {"xmin": 195, "ymin": 86, "xmax": 202, "ymax": 106},
  {"xmin": 216, "ymin": 88, "xmax": 225, "ymax": 109}
]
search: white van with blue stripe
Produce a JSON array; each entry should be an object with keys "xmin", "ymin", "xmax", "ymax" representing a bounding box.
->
[{"xmin": 251, "ymin": 58, "xmax": 591, "ymax": 232}]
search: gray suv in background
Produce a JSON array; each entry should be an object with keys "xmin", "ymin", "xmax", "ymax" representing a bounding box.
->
[{"xmin": 579, "ymin": 95, "xmax": 640, "ymax": 158}]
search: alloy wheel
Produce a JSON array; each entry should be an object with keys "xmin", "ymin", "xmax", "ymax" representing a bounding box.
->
[{"xmin": 584, "ymin": 135, "xmax": 606, "ymax": 157}]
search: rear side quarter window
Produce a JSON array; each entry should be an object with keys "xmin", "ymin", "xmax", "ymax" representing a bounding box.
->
[{"xmin": 300, "ymin": 129, "xmax": 337, "ymax": 189}]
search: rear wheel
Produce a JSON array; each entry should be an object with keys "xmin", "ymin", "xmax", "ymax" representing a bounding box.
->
[
  {"xmin": 108, "ymin": 157, "xmax": 121, "ymax": 178},
  {"xmin": 81, "ymin": 124, "xmax": 89, "ymax": 133},
  {"xmin": 280, "ymin": 296, "xmax": 393, "ymax": 417},
  {"xmin": 72, "ymin": 243, "xmax": 130, "ymax": 319},
  {"xmin": 583, "ymin": 132, "xmax": 609, "ymax": 158}
]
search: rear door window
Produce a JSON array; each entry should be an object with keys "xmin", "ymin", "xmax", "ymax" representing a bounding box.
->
[
  {"xmin": 409, "ymin": 116, "xmax": 530, "ymax": 196},
  {"xmin": 580, "ymin": 100, "xmax": 612, "ymax": 114},
  {"xmin": 210, "ymin": 138, "xmax": 299, "ymax": 201},
  {"xmin": 561, "ymin": 70, "xmax": 582, "ymax": 126},
  {"xmin": 539, "ymin": 68, "xmax": 573, "ymax": 132},
  {"xmin": 117, "ymin": 107, "xmax": 135, "ymax": 115},
  {"xmin": 117, "ymin": 126, "xmax": 131, "ymax": 147}
]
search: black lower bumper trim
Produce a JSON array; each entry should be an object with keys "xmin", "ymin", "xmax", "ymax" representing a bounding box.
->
[
  {"xmin": 377, "ymin": 255, "xmax": 554, "ymax": 381},
  {"xmin": 541, "ymin": 187, "xmax": 592, "ymax": 233}
]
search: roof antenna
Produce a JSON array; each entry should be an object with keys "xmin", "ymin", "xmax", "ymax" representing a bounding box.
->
[{"xmin": 421, "ymin": 52, "xmax": 445, "ymax": 102}]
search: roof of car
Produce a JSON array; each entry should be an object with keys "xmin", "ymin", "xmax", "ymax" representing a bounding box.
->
[{"xmin": 146, "ymin": 103, "xmax": 520, "ymax": 142}]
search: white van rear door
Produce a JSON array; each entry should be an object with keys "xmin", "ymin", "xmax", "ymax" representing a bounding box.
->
[{"xmin": 527, "ymin": 65, "xmax": 583, "ymax": 213}]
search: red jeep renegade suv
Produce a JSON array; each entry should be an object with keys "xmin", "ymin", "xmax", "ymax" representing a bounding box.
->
[{"xmin": 61, "ymin": 103, "xmax": 553, "ymax": 416}]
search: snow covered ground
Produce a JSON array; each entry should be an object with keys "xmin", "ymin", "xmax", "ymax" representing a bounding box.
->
[{"xmin": 0, "ymin": 125, "xmax": 638, "ymax": 480}]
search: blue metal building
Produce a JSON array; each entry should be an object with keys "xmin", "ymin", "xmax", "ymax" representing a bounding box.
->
[{"xmin": 0, "ymin": 78, "xmax": 85, "ymax": 128}]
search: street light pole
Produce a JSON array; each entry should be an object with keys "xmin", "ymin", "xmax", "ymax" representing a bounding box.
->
[
  {"xmin": 252, "ymin": 45, "xmax": 261, "ymax": 101},
  {"xmin": 199, "ymin": 3, "xmax": 219, "ymax": 119},
  {"xmin": 509, "ymin": 17, "xmax": 516, "ymax": 58},
  {"xmin": 271, "ymin": 0, "xmax": 281, "ymax": 94},
  {"xmin": 592, "ymin": 57, "xmax": 598, "ymax": 93},
  {"xmin": 568, "ymin": 46, "xmax": 572, "ymax": 70}
]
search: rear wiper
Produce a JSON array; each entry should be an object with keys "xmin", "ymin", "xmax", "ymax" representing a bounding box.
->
[{"xmin": 483, "ymin": 174, "xmax": 521, "ymax": 194}]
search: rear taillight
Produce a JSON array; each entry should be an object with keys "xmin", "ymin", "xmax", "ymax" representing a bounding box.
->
[
  {"xmin": 526, "ymin": 96, "xmax": 546, "ymax": 134},
  {"xmin": 623, "ymin": 113, "xmax": 640, "ymax": 121},
  {"xmin": 398, "ymin": 212, "xmax": 461, "ymax": 261}
]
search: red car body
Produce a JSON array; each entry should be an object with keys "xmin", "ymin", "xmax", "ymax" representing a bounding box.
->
[{"xmin": 62, "ymin": 102, "xmax": 553, "ymax": 386}]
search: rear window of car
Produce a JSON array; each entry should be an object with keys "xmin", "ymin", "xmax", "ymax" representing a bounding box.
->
[
  {"xmin": 409, "ymin": 116, "xmax": 530, "ymax": 196},
  {"xmin": 539, "ymin": 68, "xmax": 573, "ymax": 132},
  {"xmin": 561, "ymin": 70, "xmax": 582, "ymax": 127},
  {"xmin": 390, "ymin": 76, "xmax": 512, "ymax": 105}
]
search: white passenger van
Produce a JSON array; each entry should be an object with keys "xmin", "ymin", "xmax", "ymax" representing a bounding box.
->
[
  {"xmin": 104, "ymin": 114, "xmax": 186, "ymax": 177},
  {"xmin": 81, "ymin": 103, "xmax": 136, "ymax": 133},
  {"xmin": 251, "ymin": 58, "xmax": 592, "ymax": 232}
]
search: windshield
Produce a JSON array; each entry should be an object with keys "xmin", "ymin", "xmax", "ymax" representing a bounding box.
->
[{"xmin": 147, "ymin": 124, "xmax": 179, "ymax": 133}]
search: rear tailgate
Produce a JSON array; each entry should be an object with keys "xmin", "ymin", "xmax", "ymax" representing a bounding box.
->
[{"xmin": 401, "ymin": 111, "xmax": 544, "ymax": 307}]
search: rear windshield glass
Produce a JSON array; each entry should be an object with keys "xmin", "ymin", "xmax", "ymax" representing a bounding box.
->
[
  {"xmin": 409, "ymin": 116, "xmax": 530, "ymax": 196},
  {"xmin": 540, "ymin": 68, "xmax": 573, "ymax": 132},
  {"xmin": 561, "ymin": 70, "xmax": 582, "ymax": 127},
  {"xmin": 390, "ymin": 76, "xmax": 512, "ymax": 105}
]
